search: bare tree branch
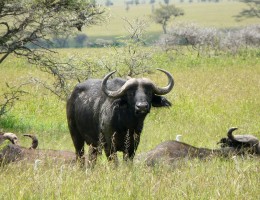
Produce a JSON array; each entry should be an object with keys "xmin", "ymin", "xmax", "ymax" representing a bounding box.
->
[
  {"xmin": 0, "ymin": 0, "xmax": 106, "ymax": 63},
  {"xmin": 0, "ymin": 0, "xmax": 106, "ymax": 116},
  {"xmin": 0, "ymin": 82, "xmax": 30, "ymax": 117}
]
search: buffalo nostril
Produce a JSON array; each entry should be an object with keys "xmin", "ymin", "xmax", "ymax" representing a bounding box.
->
[
  {"xmin": 136, "ymin": 102, "xmax": 149, "ymax": 111},
  {"xmin": 137, "ymin": 102, "xmax": 148, "ymax": 108}
]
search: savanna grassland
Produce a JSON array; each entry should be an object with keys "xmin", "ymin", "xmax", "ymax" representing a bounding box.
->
[
  {"xmin": 86, "ymin": 1, "xmax": 259, "ymax": 39},
  {"xmin": 1, "ymin": 1, "xmax": 260, "ymax": 200}
]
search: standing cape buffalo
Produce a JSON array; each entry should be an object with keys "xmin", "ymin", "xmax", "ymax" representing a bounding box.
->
[{"xmin": 66, "ymin": 69, "xmax": 174, "ymax": 166}]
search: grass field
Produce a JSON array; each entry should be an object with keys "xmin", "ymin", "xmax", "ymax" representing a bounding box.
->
[
  {"xmin": 1, "ymin": 1, "xmax": 260, "ymax": 199},
  {"xmin": 1, "ymin": 48, "xmax": 260, "ymax": 199}
]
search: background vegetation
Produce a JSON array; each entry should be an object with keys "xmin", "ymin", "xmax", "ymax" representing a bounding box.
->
[
  {"xmin": 0, "ymin": 1, "xmax": 259, "ymax": 199},
  {"xmin": 85, "ymin": 1, "xmax": 259, "ymax": 39},
  {"xmin": 22, "ymin": 1, "xmax": 259, "ymax": 48}
]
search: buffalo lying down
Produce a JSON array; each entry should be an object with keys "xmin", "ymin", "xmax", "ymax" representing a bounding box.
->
[
  {"xmin": 1, "ymin": 144, "xmax": 77, "ymax": 165},
  {"xmin": 67, "ymin": 69, "xmax": 174, "ymax": 166},
  {"xmin": 0, "ymin": 134, "xmax": 77, "ymax": 165},
  {"xmin": 136, "ymin": 128, "xmax": 259, "ymax": 166},
  {"xmin": 135, "ymin": 140, "xmax": 236, "ymax": 166}
]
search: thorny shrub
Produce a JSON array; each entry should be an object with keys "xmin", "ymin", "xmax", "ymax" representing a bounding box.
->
[{"xmin": 158, "ymin": 23, "xmax": 260, "ymax": 56}]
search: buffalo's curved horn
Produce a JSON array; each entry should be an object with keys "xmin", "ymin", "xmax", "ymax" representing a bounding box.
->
[
  {"xmin": 23, "ymin": 134, "xmax": 38, "ymax": 149},
  {"xmin": 151, "ymin": 68, "xmax": 174, "ymax": 95},
  {"xmin": 2, "ymin": 132, "xmax": 19, "ymax": 145},
  {"xmin": 102, "ymin": 70, "xmax": 138, "ymax": 98},
  {"xmin": 101, "ymin": 68, "xmax": 174, "ymax": 98},
  {"xmin": 227, "ymin": 127, "xmax": 238, "ymax": 140}
]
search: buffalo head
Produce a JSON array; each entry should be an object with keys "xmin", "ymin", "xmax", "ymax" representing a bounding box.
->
[{"xmin": 101, "ymin": 68, "xmax": 174, "ymax": 116}]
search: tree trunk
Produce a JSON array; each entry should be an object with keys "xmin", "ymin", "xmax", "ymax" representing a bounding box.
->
[{"xmin": 162, "ymin": 22, "xmax": 167, "ymax": 34}]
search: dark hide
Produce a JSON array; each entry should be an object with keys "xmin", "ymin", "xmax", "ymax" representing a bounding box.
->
[
  {"xmin": 218, "ymin": 128, "xmax": 260, "ymax": 155},
  {"xmin": 218, "ymin": 138, "xmax": 260, "ymax": 155},
  {"xmin": 67, "ymin": 70, "xmax": 174, "ymax": 166}
]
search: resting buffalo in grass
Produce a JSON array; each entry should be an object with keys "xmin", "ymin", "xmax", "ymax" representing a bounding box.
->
[
  {"xmin": 136, "ymin": 128, "xmax": 260, "ymax": 166},
  {"xmin": 0, "ymin": 134, "xmax": 77, "ymax": 165},
  {"xmin": 0, "ymin": 134, "xmax": 36, "ymax": 164},
  {"xmin": 135, "ymin": 140, "xmax": 237, "ymax": 166},
  {"xmin": 66, "ymin": 68, "xmax": 174, "ymax": 166}
]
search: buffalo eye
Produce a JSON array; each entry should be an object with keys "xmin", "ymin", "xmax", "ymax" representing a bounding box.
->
[
  {"xmin": 127, "ymin": 90, "xmax": 135, "ymax": 97},
  {"xmin": 145, "ymin": 90, "xmax": 152, "ymax": 97}
]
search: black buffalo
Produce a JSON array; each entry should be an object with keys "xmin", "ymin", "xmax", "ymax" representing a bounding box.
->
[{"xmin": 66, "ymin": 69, "xmax": 174, "ymax": 166}]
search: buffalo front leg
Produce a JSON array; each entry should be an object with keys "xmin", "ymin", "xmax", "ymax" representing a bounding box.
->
[
  {"xmin": 87, "ymin": 145, "xmax": 98, "ymax": 168},
  {"xmin": 123, "ymin": 147, "xmax": 136, "ymax": 162},
  {"xmin": 123, "ymin": 133, "xmax": 140, "ymax": 162},
  {"xmin": 104, "ymin": 143, "xmax": 119, "ymax": 166}
]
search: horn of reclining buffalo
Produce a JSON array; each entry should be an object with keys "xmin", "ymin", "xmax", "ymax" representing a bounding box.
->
[
  {"xmin": 227, "ymin": 127, "xmax": 238, "ymax": 140},
  {"xmin": 101, "ymin": 68, "xmax": 174, "ymax": 98},
  {"xmin": 23, "ymin": 134, "xmax": 39, "ymax": 149}
]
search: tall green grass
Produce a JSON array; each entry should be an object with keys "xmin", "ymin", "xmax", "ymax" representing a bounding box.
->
[
  {"xmin": 0, "ymin": 156, "xmax": 259, "ymax": 199},
  {"xmin": 1, "ymin": 0, "xmax": 260, "ymax": 195},
  {"xmin": 0, "ymin": 47, "xmax": 260, "ymax": 199}
]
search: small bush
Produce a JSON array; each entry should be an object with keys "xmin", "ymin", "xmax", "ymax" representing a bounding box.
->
[{"xmin": 158, "ymin": 23, "xmax": 260, "ymax": 56}]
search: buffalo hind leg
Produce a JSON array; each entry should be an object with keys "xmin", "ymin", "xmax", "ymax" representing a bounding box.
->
[{"xmin": 70, "ymin": 131, "xmax": 85, "ymax": 167}]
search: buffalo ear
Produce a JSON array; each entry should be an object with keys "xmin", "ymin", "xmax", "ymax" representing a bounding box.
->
[{"xmin": 152, "ymin": 95, "xmax": 172, "ymax": 107}]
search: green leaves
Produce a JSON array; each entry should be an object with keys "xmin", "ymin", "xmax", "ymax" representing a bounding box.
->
[{"xmin": 151, "ymin": 4, "xmax": 184, "ymax": 33}]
